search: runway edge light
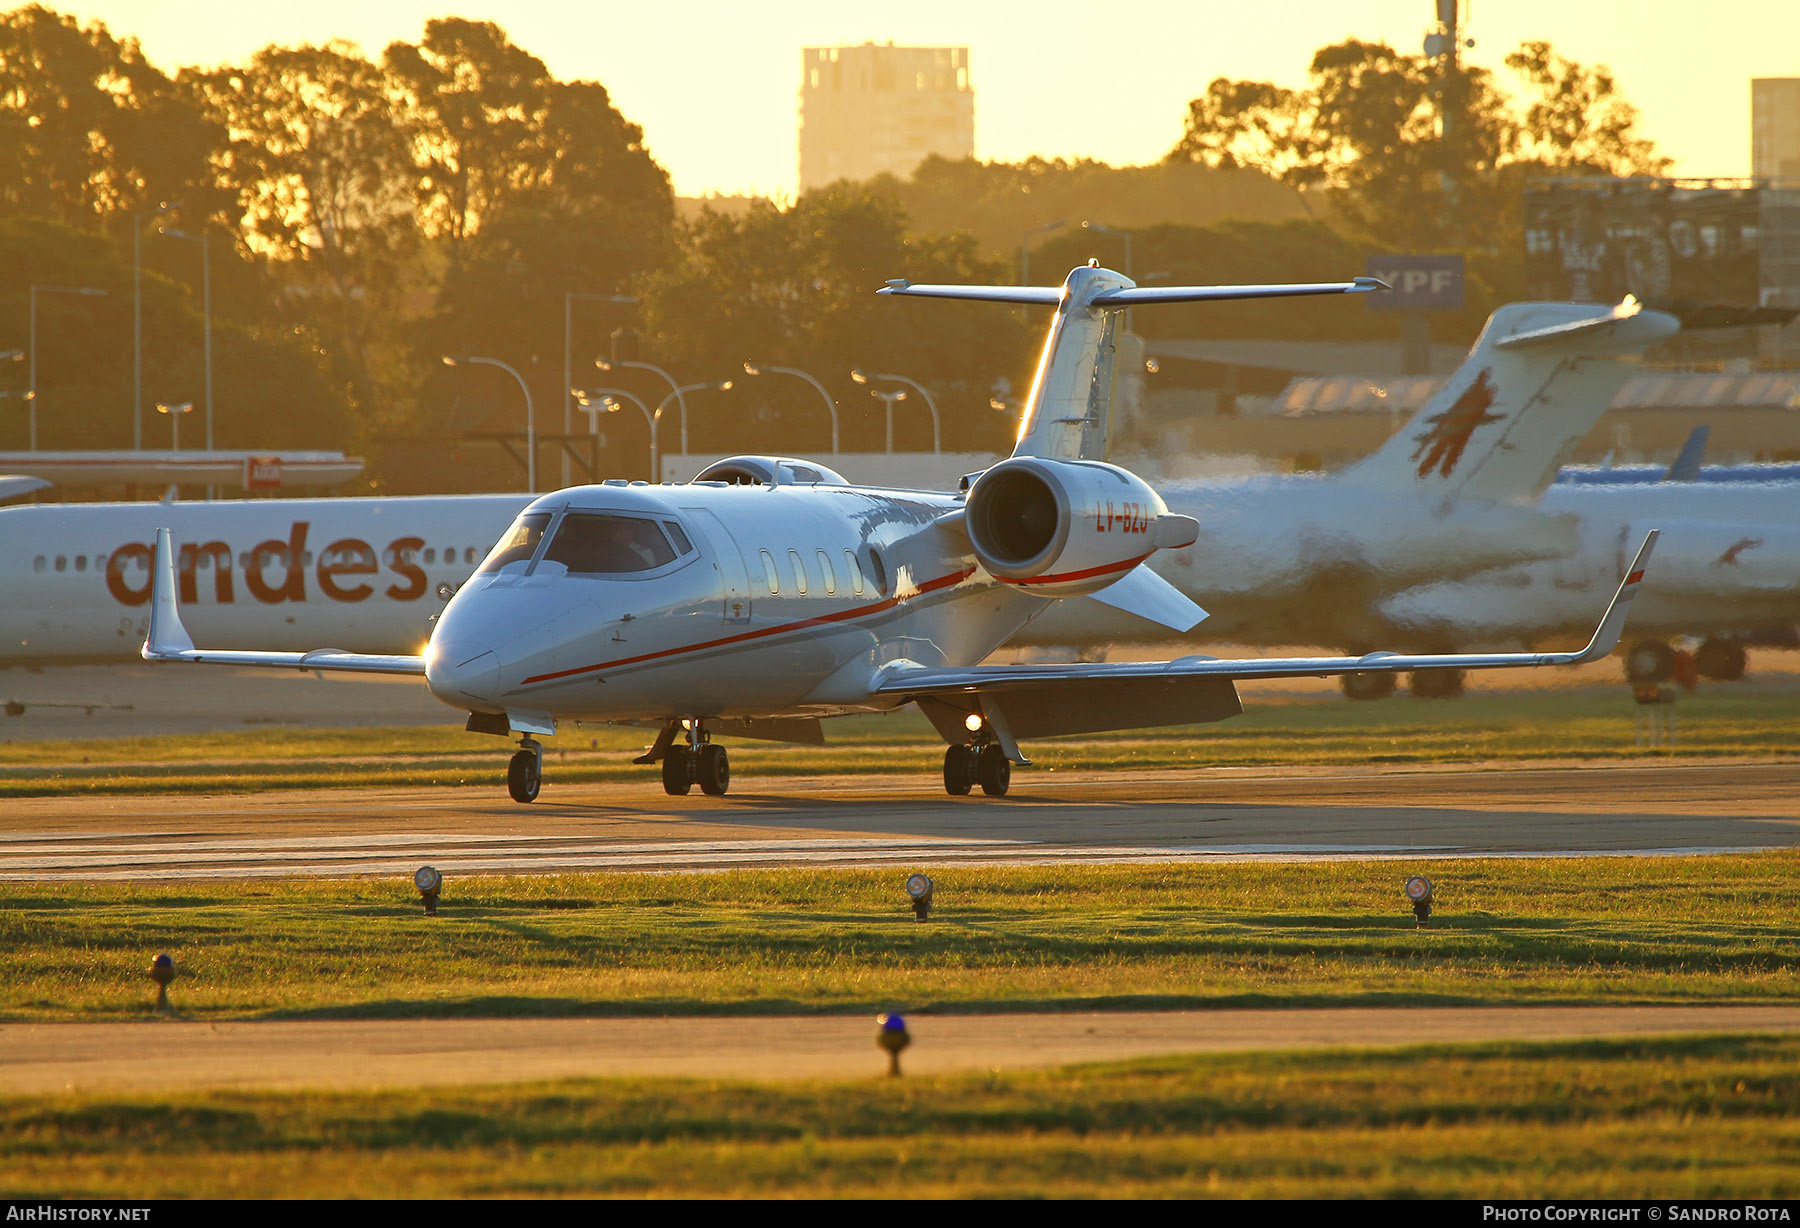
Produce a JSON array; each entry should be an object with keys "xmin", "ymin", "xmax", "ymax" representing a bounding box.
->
[
  {"xmin": 1405, "ymin": 875, "xmax": 1435, "ymax": 927},
  {"xmin": 905, "ymin": 872, "xmax": 934, "ymax": 921},
  {"xmin": 414, "ymin": 865, "xmax": 443, "ymax": 916},
  {"xmin": 150, "ymin": 952, "xmax": 175, "ymax": 1014},
  {"xmin": 876, "ymin": 1012, "xmax": 911, "ymax": 1077}
]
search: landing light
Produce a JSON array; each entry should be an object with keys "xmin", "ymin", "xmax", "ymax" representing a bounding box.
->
[
  {"xmin": 964, "ymin": 713, "xmax": 984, "ymax": 732},
  {"xmin": 1404, "ymin": 875, "xmax": 1435, "ymax": 927},
  {"xmin": 415, "ymin": 865, "xmax": 443, "ymax": 915},
  {"xmin": 905, "ymin": 872, "xmax": 934, "ymax": 921}
]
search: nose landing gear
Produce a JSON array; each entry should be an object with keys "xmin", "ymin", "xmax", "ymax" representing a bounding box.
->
[{"xmin": 507, "ymin": 736, "xmax": 542, "ymax": 803}]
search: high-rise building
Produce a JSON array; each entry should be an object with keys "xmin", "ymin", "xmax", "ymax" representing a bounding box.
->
[
  {"xmin": 798, "ymin": 43, "xmax": 973, "ymax": 194},
  {"xmin": 1753, "ymin": 78, "xmax": 1800, "ymax": 181}
]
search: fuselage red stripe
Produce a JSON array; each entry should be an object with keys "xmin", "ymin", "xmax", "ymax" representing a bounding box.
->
[
  {"xmin": 1000, "ymin": 553, "xmax": 1151, "ymax": 587},
  {"xmin": 1626, "ymin": 570, "xmax": 1644, "ymax": 585},
  {"xmin": 520, "ymin": 564, "xmax": 976, "ymax": 685}
]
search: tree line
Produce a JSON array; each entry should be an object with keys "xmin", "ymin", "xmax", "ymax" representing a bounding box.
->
[{"xmin": 0, "ymin": 6, "xmax": 1664, "ymax": 483}]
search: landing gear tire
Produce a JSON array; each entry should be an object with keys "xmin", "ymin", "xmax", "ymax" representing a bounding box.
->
[
  {"xmin": 696, "ymin": 743, "xmax": 730, "ymax": 796},
  {"xmin": 1409, "ymin": 667, "xmax": 1465, "ymax": 700},
  {"xmin": 943, "ymin": 744, "xmax": 975, "ymax": 796},
  {"xmin": 1626, "ymin": 639, "xmax": 1676, "ymax": 685},
  {"xmin": 1696, "ymin": 638, "xmax": 1747, "ymax": 681},
  {"xmin": 507, "ymin": 749, "xmax": 541, "ymax": 804},
  {"xmin": 662, "ymin": 746, "xmax": 694, "ymax": 796},
  {"xmin": 975, "ymin": 745, "xmax": 1011, "ymax": 797},
  {"xmin": 1341, "ymin": 670, "xmax": 1397, "ymax": 701}
]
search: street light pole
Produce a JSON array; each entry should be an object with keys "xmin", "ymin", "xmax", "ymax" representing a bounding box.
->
[
  {"xmin": 868, "ymin": 388, "xmax": 906, "ymax": 453},
  {"xmin": 741, "ymin": 363, "xmax": 838, "ymax": 453},
  {"xmin": 594, "ymin": 357, "xmax": 688, "ymax": 454},
  {"xmin": 133, "ymin": 201, "xmax": 178, "ymax": 451},
  {"xmin": 577, "ymin": 387, "xmax": 655, "ymax": 480},
  {"xmin": 156, "ymin": 400, "xmax": 193, "ymax": 450},
  {"xmin": 563, "ymin": 293, "xmax": 635, "ymax": 486},
  {"xmin": 444, "ymin": 354, "xmax": 536, "ymax": 492},
  {"xmin": 851, "ymin": 369, "xmax": 941, "ymax": 453},
  {"xmin": 163, "ymin": 229, "xmax": 213, "ymax": 451},
  {"xmin": 29, "ymin": 284, "xmax": 109, "ymax": 453},
  {"xmin": 651, "ymin": 379, "xmax": 732, "ymax": 479}
]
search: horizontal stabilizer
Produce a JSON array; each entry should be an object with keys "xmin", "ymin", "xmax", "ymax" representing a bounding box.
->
[
  {"xmin": 877, "ymin": 276, "xmax": 1386, "ymax": 309},
  {"xmin": 1084, "ymin": 564, "xmax": 1208, "ymax": 632},
  {"xmin": 878, "ymin": 280, "xmax": 1063, "ymax": 306},
  {"xmin": 1492, "ymin": 296, "xmax": 1677, "ymax": 351}
]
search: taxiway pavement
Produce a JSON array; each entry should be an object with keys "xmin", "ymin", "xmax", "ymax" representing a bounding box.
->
[
  {"xmin": 4, "ymin": 761, "xmax": 1797, "ymax": 881},
  {"xmin": 7, "ymin": 1007, "xmax": 1798, "ymax": 1093}
]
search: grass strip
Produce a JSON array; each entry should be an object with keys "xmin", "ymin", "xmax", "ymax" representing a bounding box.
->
[
  {"xmin": 3, "ymin": 1035, "xmax": 1797, "ymax": 1197},
  {"xmin": 2, "ymin": 689, "xmax": 1797, "ymax": 796},
  {"xmin": 5, "ymin": 858, "xmax": 1797, "ymax": 1021}
]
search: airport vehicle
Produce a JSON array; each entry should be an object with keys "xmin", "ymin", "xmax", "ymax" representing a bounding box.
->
[
  {"xmin": 1013, "ymin": 297, "xmax": 1680, "ymax": 697},
  {"xmin": 0, "ymin": 494, "xmax": 529, "ymax": 662},
  {"xmin": 142, "ymin": 265, "xmax": 1657, "ymax": 803}
]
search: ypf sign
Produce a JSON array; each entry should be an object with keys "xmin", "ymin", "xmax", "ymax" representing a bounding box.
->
[{"xmin": 1365, "ymin": 255, "xmax": 1464, "ymax": 311}]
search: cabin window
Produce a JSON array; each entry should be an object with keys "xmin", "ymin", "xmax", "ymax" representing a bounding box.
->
[
  {"xmin": 464, "ymin": 547, "xmax": 477, "ymax": 564},
  {"xmin": 424, "ymin": 548, "xmax": 436, "ymax": 565},
  {"xmin": 760, "ymin": 549, "xmax": 780, "ymax": 594},
  {"xmin": 543, "ymin": 513, "xmax": 677, "ymax": 575},
  {"xmin": 477, "ymin": 512, "xmax": 552, "ymax": 574},
  {"xmin": 54, "ymin": 556, "xmax": 66, "ymax": 572},
  {"xmin": 818, "ymin": 549, "xmax": 836, "ymax": 594},
  {"xmin": 844, "ymin": 549, "xmax": 863, "ymax": 596},
  {"xmin": 787, "ymin": 549, "xmax": 808, "ymax": 594},
  {"xmin": 93, "ymin": 553, "xmax": 106, "ymax": 572},
  {"xmin": 867, "ymin": 547, "xmax": 888, "ymax": 596},
  {"xmin": 32, "ymin": 555, "xmax": 44, "ymax": 572},
  {"xmin": 663, "ymin": 521, "xmax": 693, "ymax": 555},
  {"xmin": 74, "ymin": 555, "xmax": 87, "ymax": 572}
]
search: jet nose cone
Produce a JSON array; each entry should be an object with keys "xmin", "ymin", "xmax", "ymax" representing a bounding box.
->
[{"xmin": 426, "ymin": 641, "xmax": 502, "ymax": 710}]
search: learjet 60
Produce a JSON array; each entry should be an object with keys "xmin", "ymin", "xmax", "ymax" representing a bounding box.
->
[{"xmin": 143, "ymin": 264, "xmax": 1655, "ymax": 803}]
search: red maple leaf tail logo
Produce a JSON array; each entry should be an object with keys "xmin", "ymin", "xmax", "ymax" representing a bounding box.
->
[{"xmin": 1410, "ymin": 368, "xmax": 1505, "ymax": 479}]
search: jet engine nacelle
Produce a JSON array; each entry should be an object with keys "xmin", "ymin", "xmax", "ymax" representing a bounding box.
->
[{"xmin": 963, "ymin": 457, "xmax": 1198, "ymax": 597}]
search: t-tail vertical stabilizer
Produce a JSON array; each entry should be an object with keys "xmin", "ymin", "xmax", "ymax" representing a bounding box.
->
[
  {"xmin": 1338, "ymin": 298, "xmax": 1680, "ymax": 503},
  {"xmin": 879, "ymin": 265, "xmax": 1384, "ymax": 462}
]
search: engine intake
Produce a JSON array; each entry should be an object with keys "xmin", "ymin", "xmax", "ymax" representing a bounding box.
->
[{"xmin": 963, "ymin": 457, "xmax": 1197, "ymax": 596}]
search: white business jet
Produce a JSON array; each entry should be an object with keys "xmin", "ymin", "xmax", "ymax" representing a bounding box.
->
[{"xmin": 142, "ymin": 264, "xmax": 1656, "ymax": 803}]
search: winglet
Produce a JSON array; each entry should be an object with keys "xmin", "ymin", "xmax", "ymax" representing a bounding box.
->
[
  {"xmin": 1567, "ymin": 530, "xmax": 1659, "ymax": 664},
  {"xmin": 142, "ymin": 527, "xmax": 196, "ymax": 660}
]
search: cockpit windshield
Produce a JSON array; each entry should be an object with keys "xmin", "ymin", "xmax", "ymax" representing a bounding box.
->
[
  {"xmin": 543, "ymin": 513, "xmax": 679, "ymax": 574},
  {"xmin": 476, "ymin": 512, "xmax": 551, "ymax": 574}
]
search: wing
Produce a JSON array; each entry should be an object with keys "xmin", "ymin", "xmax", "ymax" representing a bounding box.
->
[
  {"xmin": 141, "ymin": 528, "xmax": 426, "ymax": 675},
  {"xmin": 877, "ymin": 532, "xmax": 1657, "ymax": 760}
]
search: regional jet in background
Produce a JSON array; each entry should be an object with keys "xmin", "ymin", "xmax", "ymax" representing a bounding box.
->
[
  {"xmin": 1014, "ymin": 297, "xmax": 1682, "ymax": 697},
  {"xmin": 141, "ymin": 264, "xmax": 1656, "ymax": 804},
  {"xmin": 1379, "ymin": 478, "xmax": 1800, "ymax": 687},
  {"xmin": 0, "ymin": 494, "xmax": 529, "ymax": 662}
]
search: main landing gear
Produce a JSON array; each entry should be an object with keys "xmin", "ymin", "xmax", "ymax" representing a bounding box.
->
[
  {"xmin": 943, "ymin": 741, "xmax": 1010, "ymax": 797},
  {"xmin": 659, "ymin": 721, "xmax": 730, "ymax": 797},
  {"xmin": 507, "ymin": 736, "xmax": 542, "ymax": 803}
]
